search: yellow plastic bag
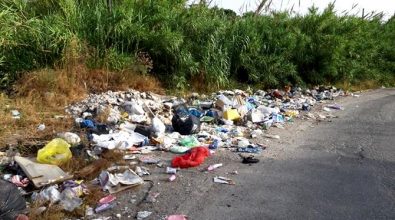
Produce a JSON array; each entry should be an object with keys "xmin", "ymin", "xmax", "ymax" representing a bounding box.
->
[
  {"xmin": 37, "ymin": 138, "xmax": 72, "ymax": 165},
  {"xmin": 223, "ymin": 109, "xmax": 241, "ymax": 121}
]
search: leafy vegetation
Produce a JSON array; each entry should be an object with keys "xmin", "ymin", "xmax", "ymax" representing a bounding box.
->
[{"xmin": 0, "ymin": 0, "xmax": 394, "ymax": 91}]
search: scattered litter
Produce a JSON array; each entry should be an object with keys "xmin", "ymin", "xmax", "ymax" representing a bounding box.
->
[
  {"xmin": 11, "ymin": 110, "xmax": 20, "ymax": 119},
  {"xmin": 166, "ymin": 167, "xmax": 177, "ymax": 174},
  {"xmin": 213, "ymin": 176, "xmax": 235, "ymax": 185},
  {"xmin": 14, "ymin": 156, "xmax": 73, "ymax": 187},
  {"xmin": 57, "ymin": 132, "xmax": 81, "ymax": 146},
  {"xmin": 11, "ymin": 175, "xmax": 29, "ymax": 187},
  {"xmin": 0, "ymin": 180, "xmax": 26, "ymax": 219},
  {"xmin": 123, "ymin": 155, "xmax": 137, "ymax": 160},
  {"xmin": 36, "ymin": 138, "xmax": 72, "ymax": 165},
  {"xmin": 179, "ymin": 136, "xmax": 200, "ymax": 147},
  {"xmin": 171, "ymin": 147, "xmax": 210, "ymax": 168},
  {"xmin": 241, "ymin": 155, "xmax": 260, "ymax": 164},
  {"xmin": 139, "ymin": 156, "xmax": 160, "ymax": 164},
  {"xmin": 86, "ymin": 206, "xmax": 94, "ymax": 216},
  {"xmin": 57, "ymin": 183, "xmax": 85, "ymax": 211},
  {"xmin": 169, "ymin": 145, "xmax": 192, "ymax": 154},
  {"xmin": 99, "ymin": 169, "xmax": 144, "ymax": 194},
  {"xmin": 237, "ymin": 145, "xmax": 263, "ymax": 154},
  {"xmin": 135, "ymin": 166, "xmax": 150, "ymax": 176},
  {"xmin": 250, "ymin": 129, "xmax": 263, "ymax": 138},
  {"xmin": 327, "ymin": 104, "xmax": 344, "ymax": 110},
  {"xmin": 99, "ymin": 195, "xmax": 116, "ymax": 204},
  {"xmin": 137, "ymin": 211, "xmax": 152, "ymax": 220},
  {"xmin": 37, "ymin": 124, "xmax": 46, "ymax": 131},
  {"xmin": 169, "ymin": 174, "xmax": 177, "ymax": 182},
  {"xmin": 223, "ymin": 109, "xmax": 241, "ymax": 121},
  {"xmin": 95, "ymin": 203, "xmax": 116, "ymax": 213},
  {"xmin": 32, "ymin": 185, "xmax": 61, "ymax": 203},
  {"xmin": 229, "ymin": 170, "xmax": 238, "ymax": 175},
  {"xmin": 207, "ymin": 163, "xmax": 223, "ymax": 171},
  {"xmin": 0, "ymin": 86, "xmax": 346, "ymax": 216},
  {"xmin": 172, "ymin": 105, "xmax": 201, "ymax": 135},
  {"xmin": 264, "ymin": 134, "xmax": 280, "ymax": 140},
  {"xmin": 166, "ymin": 215, "xmax": 188, "ymax": 220},
  {"xmin": 152, "ymin": 117, "xmax": 166, "ymax": 137},
  {"xmin": 145, "ymin": 192, "xmax": 160, "ymax": 203}
]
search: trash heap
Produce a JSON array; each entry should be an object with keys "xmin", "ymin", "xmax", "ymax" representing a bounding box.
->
[{"xmin": 0, "ymin": 86, "xmax": 346, "ymax": 219}]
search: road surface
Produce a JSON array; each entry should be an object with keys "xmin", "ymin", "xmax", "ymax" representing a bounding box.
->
[{"xmin": 171, "ymin": 89, "xmax": 395, "ymax": 220}]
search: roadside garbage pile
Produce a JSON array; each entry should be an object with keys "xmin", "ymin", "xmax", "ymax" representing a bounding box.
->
[{"xmin": 0, "ymin": 86, "xmax": 346, "ymax": 219}]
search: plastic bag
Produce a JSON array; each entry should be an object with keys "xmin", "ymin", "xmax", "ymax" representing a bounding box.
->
[
  {"xmin": 32, "ymin": 185, "xmax": 61, "ymax": 203},
  {"xmin": 0, "ymin": 180, "xmax": 26, "ymax": 220},
  {"xmin": 37, "ymin": 138, "xmax": 72, "ymax": 165},
  {"xmin": 151, "ymin": 117, "xmax": 166, "ymax": 136},
  {"xmin": 179, "ymin": 136, "xmax": 199, "ymax": 147},
  {"xmin": 171, "ymin": 147, "xmax": 210, "ymax": 168},
  {"xmin": 123, "ymin": 101, "xmax": 145, "ymax": 115},
  {"xmin": 58, "ymin": 132, "xmax": 81, "ymax": 146},
  {"xmin": 172, "ymin": 105, "xmax": 200, "ymax": 135}
]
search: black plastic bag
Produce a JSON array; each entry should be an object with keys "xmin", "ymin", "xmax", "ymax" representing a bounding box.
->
[
  {"xmin": 172, "ymin": 105, "xmax": 201, "ymax": 135},
  {"xmin": 0, "ymin": 180, "xmax": 26, "ymax": 220}
]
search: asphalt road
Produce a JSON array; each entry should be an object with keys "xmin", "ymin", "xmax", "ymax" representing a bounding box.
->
[{"xmin": 181, "ymin": 89, "xmax": 395, "ymax": 220}]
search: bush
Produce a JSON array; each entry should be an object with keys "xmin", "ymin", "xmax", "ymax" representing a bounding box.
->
[{"xmin": 0, "ymin": 0, "xmax": 394, "ymax": 90}]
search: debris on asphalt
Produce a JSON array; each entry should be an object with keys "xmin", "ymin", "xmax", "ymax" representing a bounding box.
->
[
  {"xmin": 166, "ymin": 214, "xmax": 188, "ymax": 220},
  {"xmin": 0, "ymin": 86, "xmax": 348, "ymax": 218},
  {"xmin": 136, "ymin": 211, "xmax": 152, "ymax": 219},
  {"xmin": 169, "ymin": 174, "xmax": 177, "ymax": 182},
  {"xmin": 99, "ymin": 169, "xmax": 143, "ymax": 194},
  {"xmin": 171, "ymin": 147, "xmax": 210, "ymax": 168},
  {"xmin": 166, "ymin": 167, "xmax": 177, "ymax": 174},
  {"xmin": 213, "ymin": 176, "xmax": 235, "ymax": 185},
  {"xmin": 241, "ymin": 155, "xmax": 260, "ymax": 164},
  {"xmin": 207, "ymin": 163, "xmax": 223, "ymax": 171}
]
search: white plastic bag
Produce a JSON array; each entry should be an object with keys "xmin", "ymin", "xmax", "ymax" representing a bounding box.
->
[
  {"xmin": 152, "ymin": 117, "xmax": 165, "ymax": 136},
  {"xmin": 58, "ymin": 132, "xmax": 81, "ymax": 146}
]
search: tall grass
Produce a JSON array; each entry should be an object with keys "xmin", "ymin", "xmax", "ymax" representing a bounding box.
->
[{"xmin": 0, "ymin": 0, "xmax": 394, "ymax": 90}]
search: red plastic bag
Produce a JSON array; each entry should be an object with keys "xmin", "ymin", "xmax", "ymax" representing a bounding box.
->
[{"xmin": 171, "ymin": 147, "xmax": 210, "ymax": 168}]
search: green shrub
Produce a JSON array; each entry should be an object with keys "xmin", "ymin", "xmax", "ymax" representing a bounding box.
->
[{"xmin": 0, "ymin": 0, "xmax": 394, "ymax": 90}]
